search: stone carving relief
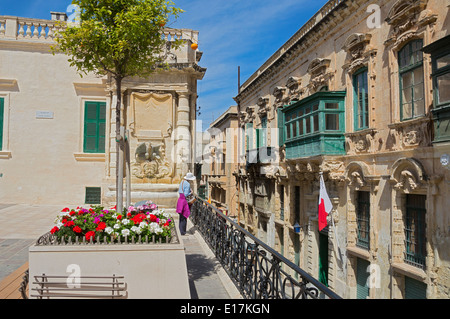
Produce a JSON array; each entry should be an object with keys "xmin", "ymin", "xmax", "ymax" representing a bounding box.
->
[
  {"xmin": 257, "ymin": 96, "xmax": 270, "ymax": 117},
  {"xmin": 286, "ymin": 76, "xmax": 304, "ymax": 103},
  {"xmin": 132, "ymin": 141, "xmax": 173, "ymax": 180},
  {"xmin": 345, "ymin": 129, "xmax": 378, "ymax": 155},
  {"xmin": 306, "ymin": 58, "xmax": 334, "ymax": 94},
  {"xmin": 285, "ymin": 160, "xmax": 342, "ymax": 182},
  {"xmin": 321, "ymin": 161, "xmax": 345, "ymax": 181},
  {"xmin": 387, "ymin": 117, "xmax": 431, "ymax": 151},
  {"xmin": 390, "ymin": 157, "xmax": 427, "ymax": 193},
  {"xmin": 344, "ymin": 161, "xmax": 372, "ymax": 190},
  {"xmin": 385, "ymin": 0, "xmax": 437, "ymax": 49},
  {"xmin": 273, "ymin": 86, "xmax": 288, "ymax": 108},
  {"xmin": 342, "ymin": 33, "xmax": 377, "ymax": 76}
]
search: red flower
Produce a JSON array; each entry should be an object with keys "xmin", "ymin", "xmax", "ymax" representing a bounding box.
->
[
  {"xmin": 117, "ymin": 215, "xmax": 122, "ymax": 220},
  {"xmin": 64, "ymin": 220, "xmax": 75, "ymax": 227},
  {"xmin": 51, "ymin": 226, "xmax": 59, "ymax": 234},
  {"xmin": 85, "ymin": 231, "xmax": 96, "ymax": 241},
  {"xmin": 149, "ymin": 214, "xmax": 158, "ymax": 223},
  {"xmin": 96, "ymin": 222, "xmax": 106, "ymax": 232},
  {"xmin": 73, "ymin": 226, "xmax": 82, "ymax": 233},
  {"xmin": 164, "ymin": 221, "xmax": 170, "ymax": 227},
  {"xmin": 62, "ymin": 218, "xmax": 67, "ymax": 224},
  {"xmin": 132, "ymin": 213, "xmax": 146, "ymax": 225},
  {"xmin": 62, "ymin": 207, "xmax": 70, "ymax": 212},
  {"xmin": 69, "ymin": 211, "xmax": 76, "ymax": 216}
]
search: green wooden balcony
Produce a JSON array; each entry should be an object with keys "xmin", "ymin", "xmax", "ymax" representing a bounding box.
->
[{"xmin": 278, "ymin": 91, "xmax": 346, "ymax": 159}]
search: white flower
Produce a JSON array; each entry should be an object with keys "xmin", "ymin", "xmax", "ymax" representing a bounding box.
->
[
  {"xmin": 122, "ymin": 219, "xmax": 130, "ymax": 225},
  {"xmin": 113, "ymin": 223, "xmax": 121, "ymax": 230},
  {"xmin": 163, "ymin": 212, "xmax": 170, "ymax": 219},
  {"xmin": 131, "ymin": 226, "xmax": 140, "ymax": 233},
  {"xmin": 105, "ymin": 227, "xmax": 114, "ymax": 235},
  {"xmin": 121, "ymin": 229, "xmax": 130, "ymax": 237},
  {"xmin": 139, "ymin": 221, "xmax": 148, "ymax": 228}
]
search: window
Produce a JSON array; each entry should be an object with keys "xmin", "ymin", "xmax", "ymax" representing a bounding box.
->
[
  {"xmin": 294, "ymin": 186, "xmax": 300, "ymax": 225},
  {"xmin": 285, "ymin": 98, "xmax": 343, "ymax": 140},
  {"xmin": 0, "ymin": 98, "xmax": 4, "ymax": 151},
  {"xmin": 433, "ymin": 52, "xmax": 450, "ymax": 107},
  {"xmin": 356, "ymin": 191, "xmax": 370, "ymax": 249},
  {"xmin": 245, "ymin": 122, "xmax": 253, "ymax": 150},
  {"xmin": 356, "ymin": 258, "xmax": 370, "ymax": 299},
  {"xmin": 423, "ymin": 35, "xmax": 450, "ymax": 143},
  {"xmin": 279, "ymin": 185, "xmax": 285, "ymax": 221},
  {"xmin": 257, "ymin": 116, "xmax": 267, "ymax": 148},
  {"xmin": 405, "ymin": 276, "xmax": 427, "ymax": 299},
  {"xmin": 353, "ymin": 68, "xmax": 369, "ymax": 130},
  {"xmin": 85, "ymin": 187, "xmax": 101, "ymax": 204},
  {"xmin": 404, "ymin": 194, "xmax": 426, "ymax": 269},
  {"xmin": 84, "ymin": 101, "xmax": 106, "ymax": 153},
  {"xmin": 399, "ymin": 40, "xmax": 425, "ymax": 120}
]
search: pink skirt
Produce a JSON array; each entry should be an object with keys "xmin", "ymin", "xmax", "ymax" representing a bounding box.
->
[{"xmin": 176, "ymin": 194, "xmax": 191, "ymax": 219}]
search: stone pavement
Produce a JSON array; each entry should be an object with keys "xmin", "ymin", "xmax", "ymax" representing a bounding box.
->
[{"xmin": 0, "ymin": 203, "xmax": 242, "ymax": 299}]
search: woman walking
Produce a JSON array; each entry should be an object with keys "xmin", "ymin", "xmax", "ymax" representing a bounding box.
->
[{"xmin": 176, "ymin": 172, "xmax": 196, "ymax": 235}]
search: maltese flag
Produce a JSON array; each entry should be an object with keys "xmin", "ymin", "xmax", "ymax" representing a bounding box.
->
[{"xmin": 318, "ymin": 174, "xmax": 332, "ymax": 231}]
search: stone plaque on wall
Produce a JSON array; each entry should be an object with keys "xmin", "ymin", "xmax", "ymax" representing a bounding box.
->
[{"xmin": 131, "ymin": 92, "xmax": 173, "ymax": 139}]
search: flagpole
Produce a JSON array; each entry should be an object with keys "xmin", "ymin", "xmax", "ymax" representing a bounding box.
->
[{"xmin": 330, "ymin": 211, "xmax": 343, "ymax": 263}]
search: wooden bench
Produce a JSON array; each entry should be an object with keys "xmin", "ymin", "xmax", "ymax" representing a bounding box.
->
[
  {"xmin": 0, "ymin": 262, "xmax": 29, "ymax": 299},
  {"xmin": 30, "ymin": 274, "xmax": 127, "ymax": 299}
]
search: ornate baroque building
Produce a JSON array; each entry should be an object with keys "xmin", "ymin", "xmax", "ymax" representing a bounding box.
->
[
  {"xmin": 0, "ymin": 12, "xmax": 205, "ymax": 208},
  {"xmin": 234, "ymin": 0, "xmax": 449, "ymax": 299}
]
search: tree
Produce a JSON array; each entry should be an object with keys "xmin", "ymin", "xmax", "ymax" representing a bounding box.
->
[{"xmin": 53, "ymin": 0, "xmax": 183, "ymax": 213}]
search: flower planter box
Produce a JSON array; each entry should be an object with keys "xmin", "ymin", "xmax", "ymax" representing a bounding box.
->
[
  {"xmin": 28, "ymin": 204, "xmax": 190, "ymax": 299},
  {"xmin": 28, "ymin": 224, "xmax": 190, "ymax": 299}
]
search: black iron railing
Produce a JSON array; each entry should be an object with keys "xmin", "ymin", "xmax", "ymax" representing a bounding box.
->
[{"xmin": 190, "ymin": 196, "xmax": 342, "ymax": 299}]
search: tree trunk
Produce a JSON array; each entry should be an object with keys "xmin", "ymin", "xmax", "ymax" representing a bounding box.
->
[{"xmin": 115, "ymin": 77, "xmax": 124, "ymax": 214}]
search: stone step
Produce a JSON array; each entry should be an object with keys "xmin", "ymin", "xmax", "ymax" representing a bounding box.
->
[{"xmin": 104, "ymin": 183, "xmax": 179, "ymax": 209}]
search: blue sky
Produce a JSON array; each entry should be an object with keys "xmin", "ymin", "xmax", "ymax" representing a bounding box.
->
[{"xmin": 0, "ymin": 0, "xmax": 328, "ymax": 130}]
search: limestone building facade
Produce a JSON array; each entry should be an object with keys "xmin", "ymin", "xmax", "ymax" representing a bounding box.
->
[
  {"xmin": 0, "ymin": 12, "xmax": 205, "ymax": 208},
  {"xmin": 234, "ymin": 0, "xmax": 449, "ymax": 299},
  {"xmin": 204, "ymin": 106, "xmax": 239, "ymax": 216}
]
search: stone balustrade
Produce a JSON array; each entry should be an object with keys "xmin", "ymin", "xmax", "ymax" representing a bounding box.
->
[{"xmin": 0, "ymin": 15, "xmax": 198, "ymax": 45}]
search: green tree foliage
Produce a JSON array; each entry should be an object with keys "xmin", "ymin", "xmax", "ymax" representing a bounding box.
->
[
  {"xmin": 54, "ymin": 0, "xmax": 183, "ymax": 80},
  {"xmin": 52, "ymin": 0, "xmax": 184, "ymax": 212}
]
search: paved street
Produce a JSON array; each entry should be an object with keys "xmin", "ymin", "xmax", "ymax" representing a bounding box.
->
[{"xmin": 0, "ymin": 203, "xmax": 241, "ymax": 299}]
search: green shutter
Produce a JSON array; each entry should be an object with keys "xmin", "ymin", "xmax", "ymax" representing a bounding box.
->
[
  {"xmin": 83, "ymin": 102, "xmax": 106, "ymax": 153},
  {"xmin": 405, "ymin": 276, "xmax": 427, "ymax": 299},
  {"xmin": 245, "ymin": 122, "xmax": 253, "ymax": 150},
  {"xmin": 356, "ymin": 258, "xmax": 370, "ymax": 299},
  {"xmin": 0, "ymin": 98, "xmax": 4, "ymax": 151},
  {"xmin": 85, "ymin": 187, "xmax": 101, "ymax": 204}
]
